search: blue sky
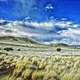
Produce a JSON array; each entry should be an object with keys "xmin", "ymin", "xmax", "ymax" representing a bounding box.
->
[
  {"xmin": 0, "ymin": 0, "xmax": 80, "ymax": 45},
  {"xmin": 0, "ymin": 0, "xmax": 80, "ymax": 23},
  {"xmin": 55, "ymin": 0, "xmax": 80, "ymax": 23}
]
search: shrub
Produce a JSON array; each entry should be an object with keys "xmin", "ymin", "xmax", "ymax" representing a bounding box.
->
[
  {"xmin": 0, "ymin": 52, "xmax": 8, "ymax": 55},
  {"xmin": 17, "ymin": 49, "xmax": 21, "ymax": 51},
  {"xmin": 56, "ymin": 48, "xmax": 61, "ymax": 52},
  {"xmin": 0, "ymin": 48, "xmax": 1, "ymax": 50},
  {"xmin": 4, "ymin": 47, "xmax": 14, "ymax": 51},
  {"xmin": 13, "ymin": 38, "xmax": 18, "ymax": 41}
]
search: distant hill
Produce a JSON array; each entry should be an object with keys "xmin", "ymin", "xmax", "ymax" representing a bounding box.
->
[
  {"xmin": 0, "ymin": 36, "xmax": 80, "ymax": 48},
  {"xmin": 0, "ymin": 36, "xmax": 38, "ymax": 44},
  {"xmin": 56, "ymin": 43, "xmax": 69, "ymax": 47}
]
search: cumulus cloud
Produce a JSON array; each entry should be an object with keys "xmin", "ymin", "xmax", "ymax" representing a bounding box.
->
[
  {"xmin": 57, "ymin": 28, "xmax": 80, "ymax": 45},
  {"xmin": 24, "ymin": 20, "xmax": 79, "ymax": 30},
  {"xmin": 0, "ymin": 19, "xmax": 80, "ymax": 45},
  {"xmin": 25, "ymin": 20, "xmax": 80, "ymax": 45},
  {"xmin": 59, "ymin": 28, "xmax": 80, "ymax": 36}
]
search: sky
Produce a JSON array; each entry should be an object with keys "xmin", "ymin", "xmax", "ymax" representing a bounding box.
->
[
  {"xmin": 0, "ymin": 0, "xmax": 80, "ymax": 45},
  {"xmin": 0, "ymin": 0, "xmax": 80, "ymax": 23}
]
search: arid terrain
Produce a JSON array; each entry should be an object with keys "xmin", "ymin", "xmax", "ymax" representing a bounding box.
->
[{"xmin": 0, "ymin": 36, "xmax": 80, "ymax": 80}]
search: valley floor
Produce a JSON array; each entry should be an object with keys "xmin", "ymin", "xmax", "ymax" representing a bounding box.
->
[{"xmin": 0, "ymin": 37, "xmax": 80, "ymax": 80}]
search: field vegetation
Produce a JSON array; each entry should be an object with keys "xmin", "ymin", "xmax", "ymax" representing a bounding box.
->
[{"xmin": 0, "ymin": 52, "xmax": 80, "ymax": 80}]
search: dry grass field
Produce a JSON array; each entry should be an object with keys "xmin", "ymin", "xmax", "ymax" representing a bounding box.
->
[{"xmin": 0, "ymin": 36, "xmax": 80, "ymax": 80}]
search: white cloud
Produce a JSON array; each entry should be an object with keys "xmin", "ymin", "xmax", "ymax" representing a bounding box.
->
[
  {"xmin": 24, "ymin": 20, "xmax": 80, "ymax": 30},
  {"xmin": 57, "ymin": 28, "xmax": 80, "ymax": 45},
  {"xmin": 0, "ymin": 19, "xmax": 80, "ymax": 45},
  {"xmin": 24, "ymin": 21, "xmax": 54, "ymax": 30},
  {"xmin": 59, "ymin": 28, "xmax": 80, "ymax": 37},
  {"xmin": 45, "ymin": 3, "xmax": 54, "ymax": 9}
]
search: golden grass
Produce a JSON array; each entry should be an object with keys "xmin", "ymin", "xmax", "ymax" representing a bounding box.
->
[{"xmin": 0, "ymin": 53, "xmax": 80, "ymax": 80}]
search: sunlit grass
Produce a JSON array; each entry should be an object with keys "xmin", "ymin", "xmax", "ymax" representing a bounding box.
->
[{"xmin": 0, "ymin": 53, "xmax": 80, "ymax": 80}]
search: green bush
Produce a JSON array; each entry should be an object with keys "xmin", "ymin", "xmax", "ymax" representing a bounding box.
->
[
  {"xmin": 56, "ymin": 48, "xmax": 61, "ymax": 52},
  {"xmin": 17, "ymin": 49, "xmax": 21, "ymax": 51},
  {"xmin": 4, "ymin": 47, "xmax": 14, "ymax": 51}
]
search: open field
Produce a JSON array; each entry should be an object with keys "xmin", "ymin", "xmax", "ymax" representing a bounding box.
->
[
  {"xmin": 0, "ymin": 36, "xmax": 80, "ymax": 56},
  {"xmin": 0, "ymin": 36, "xmax": 80, "ymax": 80},
  {"xmin": 0, "ymin": 53, "xmax": 80, "ymax": 80}
]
